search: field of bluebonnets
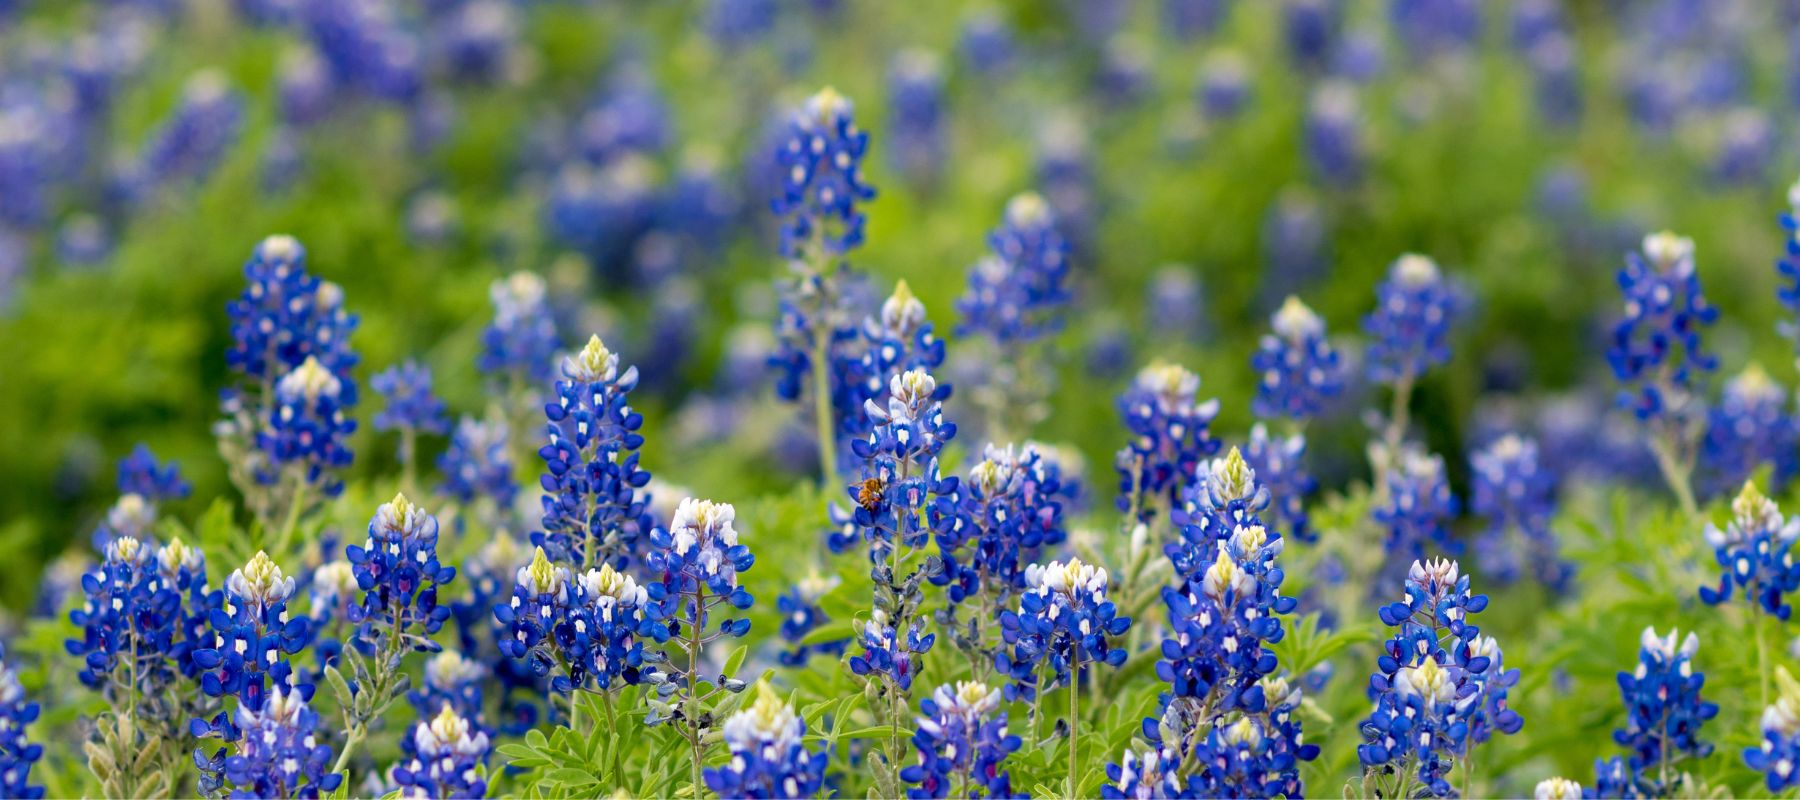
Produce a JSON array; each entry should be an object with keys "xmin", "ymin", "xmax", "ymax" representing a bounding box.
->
[{"xmin": 15, "ymin": 0, "xmax": 1800, "ymax": 798}]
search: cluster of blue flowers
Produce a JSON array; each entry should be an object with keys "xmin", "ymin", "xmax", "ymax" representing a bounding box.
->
[
  {"xmin": 1358, "ymin": 559, "xmax": 1522, "ymax": 797},
  {"xmin": 495, "ymin": 547, "xmax": 667, "ymax": 696},
  {"xmin": 849, "ymin": 606, "xmax": 936, "ymax": 695},
  {"xmin": 68, "ymin": 536, "xmax": 205, "ymax": 706},
  {"xmin": 1607, "ymin": 231, "xmax": 1718, "ymax": 426},
  {"xmin": 900, "ymin": 681, "xmax": 1020, "ymax": 798},
  {"xmin": 194, "ymin": 686, "xmax": 341, "ymax": 799},
  {"xmin": 838, "ymin": 368, "xmax": 959, "ymax": 562},
  {"xmin": 1589, "ymin": 627, "xmax": 1718, "ymax": 797},
  {"xmin": 931, "ymin": 442, "xmax": 1074, "ymax": 607},
  {"xmin": 478, "ymin": 272, "xmax": 562, "ymax": 388},
  {"xmin": 1244, "ymin": 424, "xmax": 1316, "ymax": 545},
  {"xmin": 1699, "ymin": 481, "xmax": 1800, "ymax": 618},
  {"xmin": 1470, "ymin": 434, "xmax": 1570, "ymax": 592},
  {"xmin": 1746, "ymin": 667, "xmax": 1800, "ymax": 793},
  {"xmin": 191, "ymin": 550, "xmax": 312, "ymax": 729},
  {"xmin": 1700, "ymin": 365, "xmax": 1797, "ymax": 497},
  {"xmin": 1364, "ymin": 254, "xmax": 1460, "ymax": 387},
  {"xmin": 1252, "ymin": 295, "xmax": 1343, "ymax": 421},
  {"xmin": 536, "ymin": 335, "xmax": 655, "ymax": 570},
  {"xmin": 345, "ymin": 494, "xmax": 456, "ymax": 652},
  {"xmin": 995, "ymin": 558, "xmax": 1131, "ymax": 702},
  {"xmin": 704, "ymin": 684, "xmax": 828, "ymax": 799},
  {"xmin": 772, "ymin": 87, "xmax": 875, "ymax": 259},
  {"xmin": 1115, "ymin": 362, "xmax": 1222, "ymax": 522},
  {"xmin": 956, "ymin": 192, "xmax": 1073, "ymax": 346},
  {"xmin": 438, "ymin": 411, "xmax": 519, "ymax": 511},
  {"xmin": 392, "ymin": 705, "xmax": 492, "ymax": 799}
]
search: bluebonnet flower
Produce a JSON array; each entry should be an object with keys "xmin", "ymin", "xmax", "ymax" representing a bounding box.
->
[
  {"xmin": 1699, "ymin": 481, "xmax": 1800, "ymax": 618},
  {"xmin": 192, "ymin": 551, "xmax": 312, "ymax": 716},
  {"xmin": 1101, "ymin": 746, "xmax": 1189, "ymax": 799},
  {"xmin": 258, "ymin": 356, "xmax": 357, "ymax": 499},
  {"xmin": 117, "ymin": 443, "xmax": 190, "ymax": 502},
  {"xmin": 777, "ymin": 572, "xmax": 845, "ymax": 666},
  {"xmin": 194, "ymin": 686, "xmax": 342, "ymax": 799},
  {"xmin": 1589, "ymin": 756, "xmax": 1637, "ymax": 798},
  {"xmin": 345, "ymin": 494, "xmax": 455, "ymax": 652},
  {"xmin": 1115, "ymin": 362, "xmax": 1222, "ymax": 522},
  {"xmin": 647, "ymin": 496, "xmax": 755, "ymax": 659},
  {"xmin": 995, "ymin": 558, "xmax": 1130, "ymax": 700},
  {"xmin": 478, "ymin": 272, "xmax": 561, "ymax": 387},
  {"xmin": 1607, "ymin": 231, "xmax": 1717, "ymax": 426},
  {"xmin": 704, "ymin": 0, "xmax": 776, "ymax": 49},
  {"xmin": 932, "ymin": 442, "xmax": 1073, "ymax": 606},
  {"xmin": 773, "ymin": 87, "xmax": 875, "ymax": 259},
  {"xmin": 1198, "ymin": 50, "xmax": 1251, "ymax": 119},
  {"xmin": 1169, "ymin": 448, "xmax": 1270, "ymax": 576},
  {"xmin": 1375, "ymin": 447, "xmax": 1459, "ymax": 578},
  {"xmin": 494, "ymin": 548, "xmax": 666, "ymax": 696},
  {"xmin": 224, "ymin": 235, "xmax": 359, "ymax": 396},
  {"xmin": 1282, "ymin": 0, "xmax": 1340, "ymax": 73},
  {"xmin": 1245, "ymin": 424, "xmax": 1316, "ymax": 545},
  {"xmin": 1252, "ymin": 295, "xmax": 1342, "ymax": 421},
  {"xmin": 817, "ymin": 280, "xmax": 952, "ymax": 478},
  {"xmin": 1471, "ymin": 434, "xmax": 1571, "ymax": 592},
  {"xmin": 300, "ymin": 0, "xmax": 422, "ymax": 104},
  {"xmin": 1359, "ymin": 559, "xmax": 1522, "ymax": 797},
  {"xmin": 1745, "ymin": 667, "xmax": 1800, "ymax": 793},
  {"xmin": 438, "ymin": 411, "xmax": 518, "ymax": 510},
  {"xmin": 704, "ymin": 683, "xmax": 828, "ymax": 799},
  {"xmin": 887, "ymin": 50, "xmax": 946, "ymax": 187},
  {"xmin": 960, "ymin": 10, "xmax": 1014, "ymax": 75},
  {"xmin": 1365, "ymin": 253, "xmax": 1461, "ymax": 387},
  {"xmin": 1390, "ymin": 0, "xmax": 1480, "ymax": 63},
  {"xmin": 0, "ymin": 645, "xmax": 43, "ymax": 799},
  {"xmin": 92, "ymin": 491, "xmax": 158, "ymax": 548},
  {"xmin": 1304, "ymin": 81, "xmax": 1362, "ymax": 187},
  {"xmin": 1700, "ymin": 365, "xmax": 1796, "ymax": 497},
  {"xmin": 124, "ymin": 71, "xmax": 243, "ymax": 201},
  {"xmin": 1776, "ymin": 178, "xmax": 1800, "ymax": 361},
  {"xmin": 849, "ymin": 607, "xmax": 935, "ymax": 694},
  {"xmin": 900, "ymin": 681, "xmax": 1020, "ymax": 799},
  {"xmin": 1713, "ymin": 108, "xmax": 1775, "ymax": 186},
  {"xmin": 1164, "ymin": 0, "xmax": 1227, "ymax": 40},
  {"xmin": 407, "ymin": 650, "xmax": 487, "ymax": 731},
  {"xmin": 435, "ymin": 0, "xmax": 520, "ymax": 84},
  {"xmin": 393, "ymin": 705, "xmax": 491, "ymax": 799},
  {"xmin": 956, "ymin": 192, "xmax": 1073, "ymax": 346},
  {"xmin": 536, "ymin": 336, "xmax": 654, "ymax": 569},
  {"xmin": 373, "ymin": 362, "xmax": 449, "ymax": 437},
  {"xmin": 67, "ymin": 537, "xmax": 207, "ymax": 710},
  {"xmin": 1148, "ymin": 266, "xmax": 1207, "ymax": 342},
  {"xmin": 1260, "ymin": 190, "xmax": 1329, "ymax": 303},
  {"xmin": 546, "ymin": 156, "xmax": 658, "ymax": 270},
  {"xmin": 276, "ymin": 46, "xmax": 334, "ymax": 128},
  {"xmin": 1600, "ymin": 627, "xmax": 1718, "ymax": 797},
  {"xmin": 842, "ymin": 368, "xmax": 959, "ymax": 562}
]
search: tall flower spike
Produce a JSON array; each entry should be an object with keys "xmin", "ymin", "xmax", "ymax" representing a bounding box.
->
[
  {"xmin": 117, "ymin": 443, "xmax": 191, "ymax": 503},
  {"xmin": 930, "ymin": 442, "xmax": 1074, "ymax": 607},
  {"xmin": 1115, "ymin": 361, "xmax": 1222, "ymax": 522},
  {"xmin": 956, "ymin": 191, "xmax": 1073, "ymax": 346},
  {"xmin": 224, "ymin": 235, "xmax": 359, "ymax": 396},
  {"xmin": 193, "ymin": 686, "xmax": 341, "ymax": 798},
  {"xmin": 346, "ymin": 494, "xmax": 456, "ymax": 649},
  {"xmin": 1359, "ymin": 559, "xmax": 1520, "ymax": 797},
  {"xmin": 1593, "ymin": 627, "xmax": 1717, "ymax": 797},
  {"xmin": 773, "ymin": 87, "xmax": 875, "ymax": 259},
  {"xmin": 1252, "ymin": 295, "xmax": 1343, "ymax": 420},
  {"xmin": 479, "ymin": 271, "xmax": 562, "ymax": 386},
  {"xmin": 646, "ymin": 497, "xmax": 754, "ymax": 744},
  {"xmin": 536, "ymin": 335, "xmax": 654, "ymax": 570},
  {"xmin": 372, "ymin": 361, "xmax": 449, "ymax": 437},
  {"xmin": 1699, "ymin": 480, "xmax": 1800, "ymax": 617},
  {"xmin": 1607, "ymin": 231, "xmax": 1718, "ymax": 425},
  {"xmin": 996, "ymin": 558, "xmax": 1131, "ymax": 701},
  {"xmin": 393, "ymin": 704, "xmax": 492, "ymax": 799},
  {"xmin": 1170, "ymin": 447, "xmax": 1271, "ymax": 578},
  {"xmin": 258, "ymin": 355, "xmax": 358, "ymax": 498},
  {"xmin": 1700, "ymin": 364, "xmax": 1797, "ymax": 497},
  {"xmin": 191, "ymin": 550, "xmax": 312, "ymax": 729},
  {"xmin": 704, "ymin": 682, "xmax": 828, "ymax": 799},
  {"xmin": 438, "ymin": 410, "xmax": 518, "ymax": 510},
  {"xmin": 1364, "ymin": 253, "xmax": 1460, "ymax": 386},
  {"xmin": 842, "ymin": 367, "xmax": 959, "ymax": 562},
  {"xmin": 1244, "ymin": 423, "xmax": 1317, "ymax": 544},
  {"xmin": 1374, "ymin": 447, "xmax": 1459, "ymax": 581},
  {"xmin": 1747, "ymin": 666, "xmax": 1800, "ymax": 793},
  {"xmin": 1471, "ymin": 434, "xmax": 1571, "ymax": 592},
  {"xmin": 900, "ymin": 681, "xmax": 1021, "ymax": 798},
  {"xmin": 68, "ymin": 536, "xmax": 185, "ymax": 700},
  {"xmin": 1774, "ymin": 176, "xmax": 1800, "ymax": 364}
]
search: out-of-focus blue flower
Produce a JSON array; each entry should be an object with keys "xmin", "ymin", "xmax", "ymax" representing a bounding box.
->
[
  {"xmin": 346, "ymin": 494, "xmax": 455, "ymax": 649},
  {"xmin": 849, "ymin": 607, "xmax": 934, "ymax": 694},
  {"xmin": 124, "ymin": 71, "xmax": 243, "ymax": 202},
  {"xmin": 1359, "ymin": 559, "xmax": 1521, "ymax": 797},
  {"xmin": 931, "ymin": 442, "xmax": 1073, "ymax": 605},
  {"xmin": 1701, "ymin": 365, "xmax": 1798, "ymax": 498},
  {"xmin": 1304, "ymin": 80, "xmax": 1362, "ymax": 187},
  {"xmin": 277, "ymin": 46, "xmax": 334, "ymax": 128},
  {"xmin": 1261, "ymin": 190, "xmax": 1329, "ymax": 302},
  {"xmin": 1364, "ymin": 254, "xmax": 1461, "ymax": 386},
  {"xmin": 1714, "ymin": 108, "xmax": 1775, "ymax": 185},
  {"xmin": 1115, "ymin": 362, "xmax": 1222, "ymax": 522},
  {"xmin": 1524, "ymin": 31, "xmax": 1582, "ymax": 127},
  {"xmin": 1035, "ymin": 114, "xmax": 1095, "ymax": 254},
  {"xmin": 479, "ymin": 271, "xmax": 562, "ymax": 387},
  {"xmin": 435, "ymin": 0, "xmax": 519, "ymax": 85},
  {"xmin": 1699, "ymin": 481, "xmax": 1800, "ymax": 618},
  {"xmin": 995, "ymin": 558, "xmax": 1130, "ymax": 701},
  {"xmin": 0, "ymin": 644, "xmax": 44, "ymax": 800},
  {"xmin": 1745, "ymin": 667, "xmax": 1800, "ymax": 793},
  {"xmin": 393, "ymin": 705, "xmax": 491, "ymax": 799},
  {"xmin": 406, "ymin": 190, "xmax": 459, "ymax": 247},
  {"xmin": 1471, "ymin": 434, "xmax": 1570, "ymax": 592},
  {"xmin": 1390, "ymin": 0, "xmax": 1480, "ymax": 63},
  {"xmin": 55, "ymin": 214, "xmax": 110, "ymax": 266},
  {"xmin": 900, "ymin": 681, "xmax": 1020, "ymax": 799},
  {"xmin": 536, "ymin": 336, "xmax": 654, "ymax": 570},
  {"xmin": 438, "ymin": 411, "xmax": 517, "ymax": 509},
  {"xmin": 1164, "ymin": 0, "xmax": 1227, "ymax": 40},
  {"xmin": 956, "ymin": 192, "xmax": 1073, "ymax": 346},
  {"xmin": 1607, "ymin": 231, "xmax": 1718, "ymax": 425},
  {"xmin": 1252, "ymin": 295, "xmax": 1342, "ymax": 421},
  {"xmin": 960, "ymin": 9, "xmax": 1013, "ymax": 75},
  {"xmin": 372, "ymin": 361, "xmax": 450, "ymax": 436},
  {"xmin": 1775, "ymin": 178, "xmax": 1800, "ymax": 362},
  {"xmin": 301, "ymin": 0, "xmax": 422, "ymax": 104},
  {"xmin": 117, "ymin": 443, "xmax": 190, "ymax": 502},
  {"xmin": 1198, "ymin": 50, "xmax": 1251, "ymax": 119},
  {"xmin": 547, "ymin": 155, "xmax": 658, "ymax": 271},
  {"xmin": 1149, "ymin": 266, "xmax": 1208, "ymax": 342},
  {"xmin": 704, "ymin": 0, "xmax": 776, "ymax": 50},
  {"xmin": 773, "ymin": 87, "xmax": 875, "ymax": 259},
  {"xmin": 194, "ymin": 686, "xmax": 342, "ymax": 799},
  {"xmin": 576, "ymin": 64, "xmax": 670, "ymax": 164},
  {"xmin": 407, "ymin": 650, "xmax": 488, "ymax": 735},
  {"xmin": 1245, "ymin": 424, "xmax": 1315, "ymax": 544},
  {"xmin": 1374, "ymin": 447, "xmax": 1459, "ymax": 574},
  {"xmin": 776, "ymin": 572, "xmax": 845, "ymax": 666},
  {"xmin": 1602, "ymin": 627, "xmax": 1718, "ymax": 797},
  {"xmin": 1282, "ymin": 0, "xmax": 1340, "ymax": 73},
  {"xmin": 258, "ymin": 355, "xmax": 358, "ymax": 499},
  {"xmin": 704, "ymin": 683, "xmax": 828, "ymax": 799},
  {"xmin": 887, "ymin": 50, "xmax": 946, "ymax": 187}
]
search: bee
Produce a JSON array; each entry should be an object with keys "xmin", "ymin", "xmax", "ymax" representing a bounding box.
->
[{"xmin": 856, "ymin": 477, "xmax": 885, "ymax": 512}]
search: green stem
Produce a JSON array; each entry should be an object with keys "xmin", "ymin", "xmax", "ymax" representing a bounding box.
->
[
  {"xmin": 1067, "ymin": 657, "xmax": 1080, "ymax": 799},
  {"xmin": 331, "ymin": 726, "xmax": 365, "ymax": 776},
  {"xmin": 686, "ymin": 586, "xmax": 708, "ymax": 799},
  {"xmin": 1758, "ymin": 608, "xmax": 1771, "ymax": 709},
  {"xmin": 1648, "ymin": 433, "xmax": 1698, "ymax": 519},
  {"xmin": 274, "ymin": 474, "xmax": 309, "ymax": 556},
  {"xmin": 400, "ymin": 426, "xmax": 418, "ymax": 496},
  {"xmin": 811, "ymin": 335, "xmax": 838, "ymax": 489}
]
